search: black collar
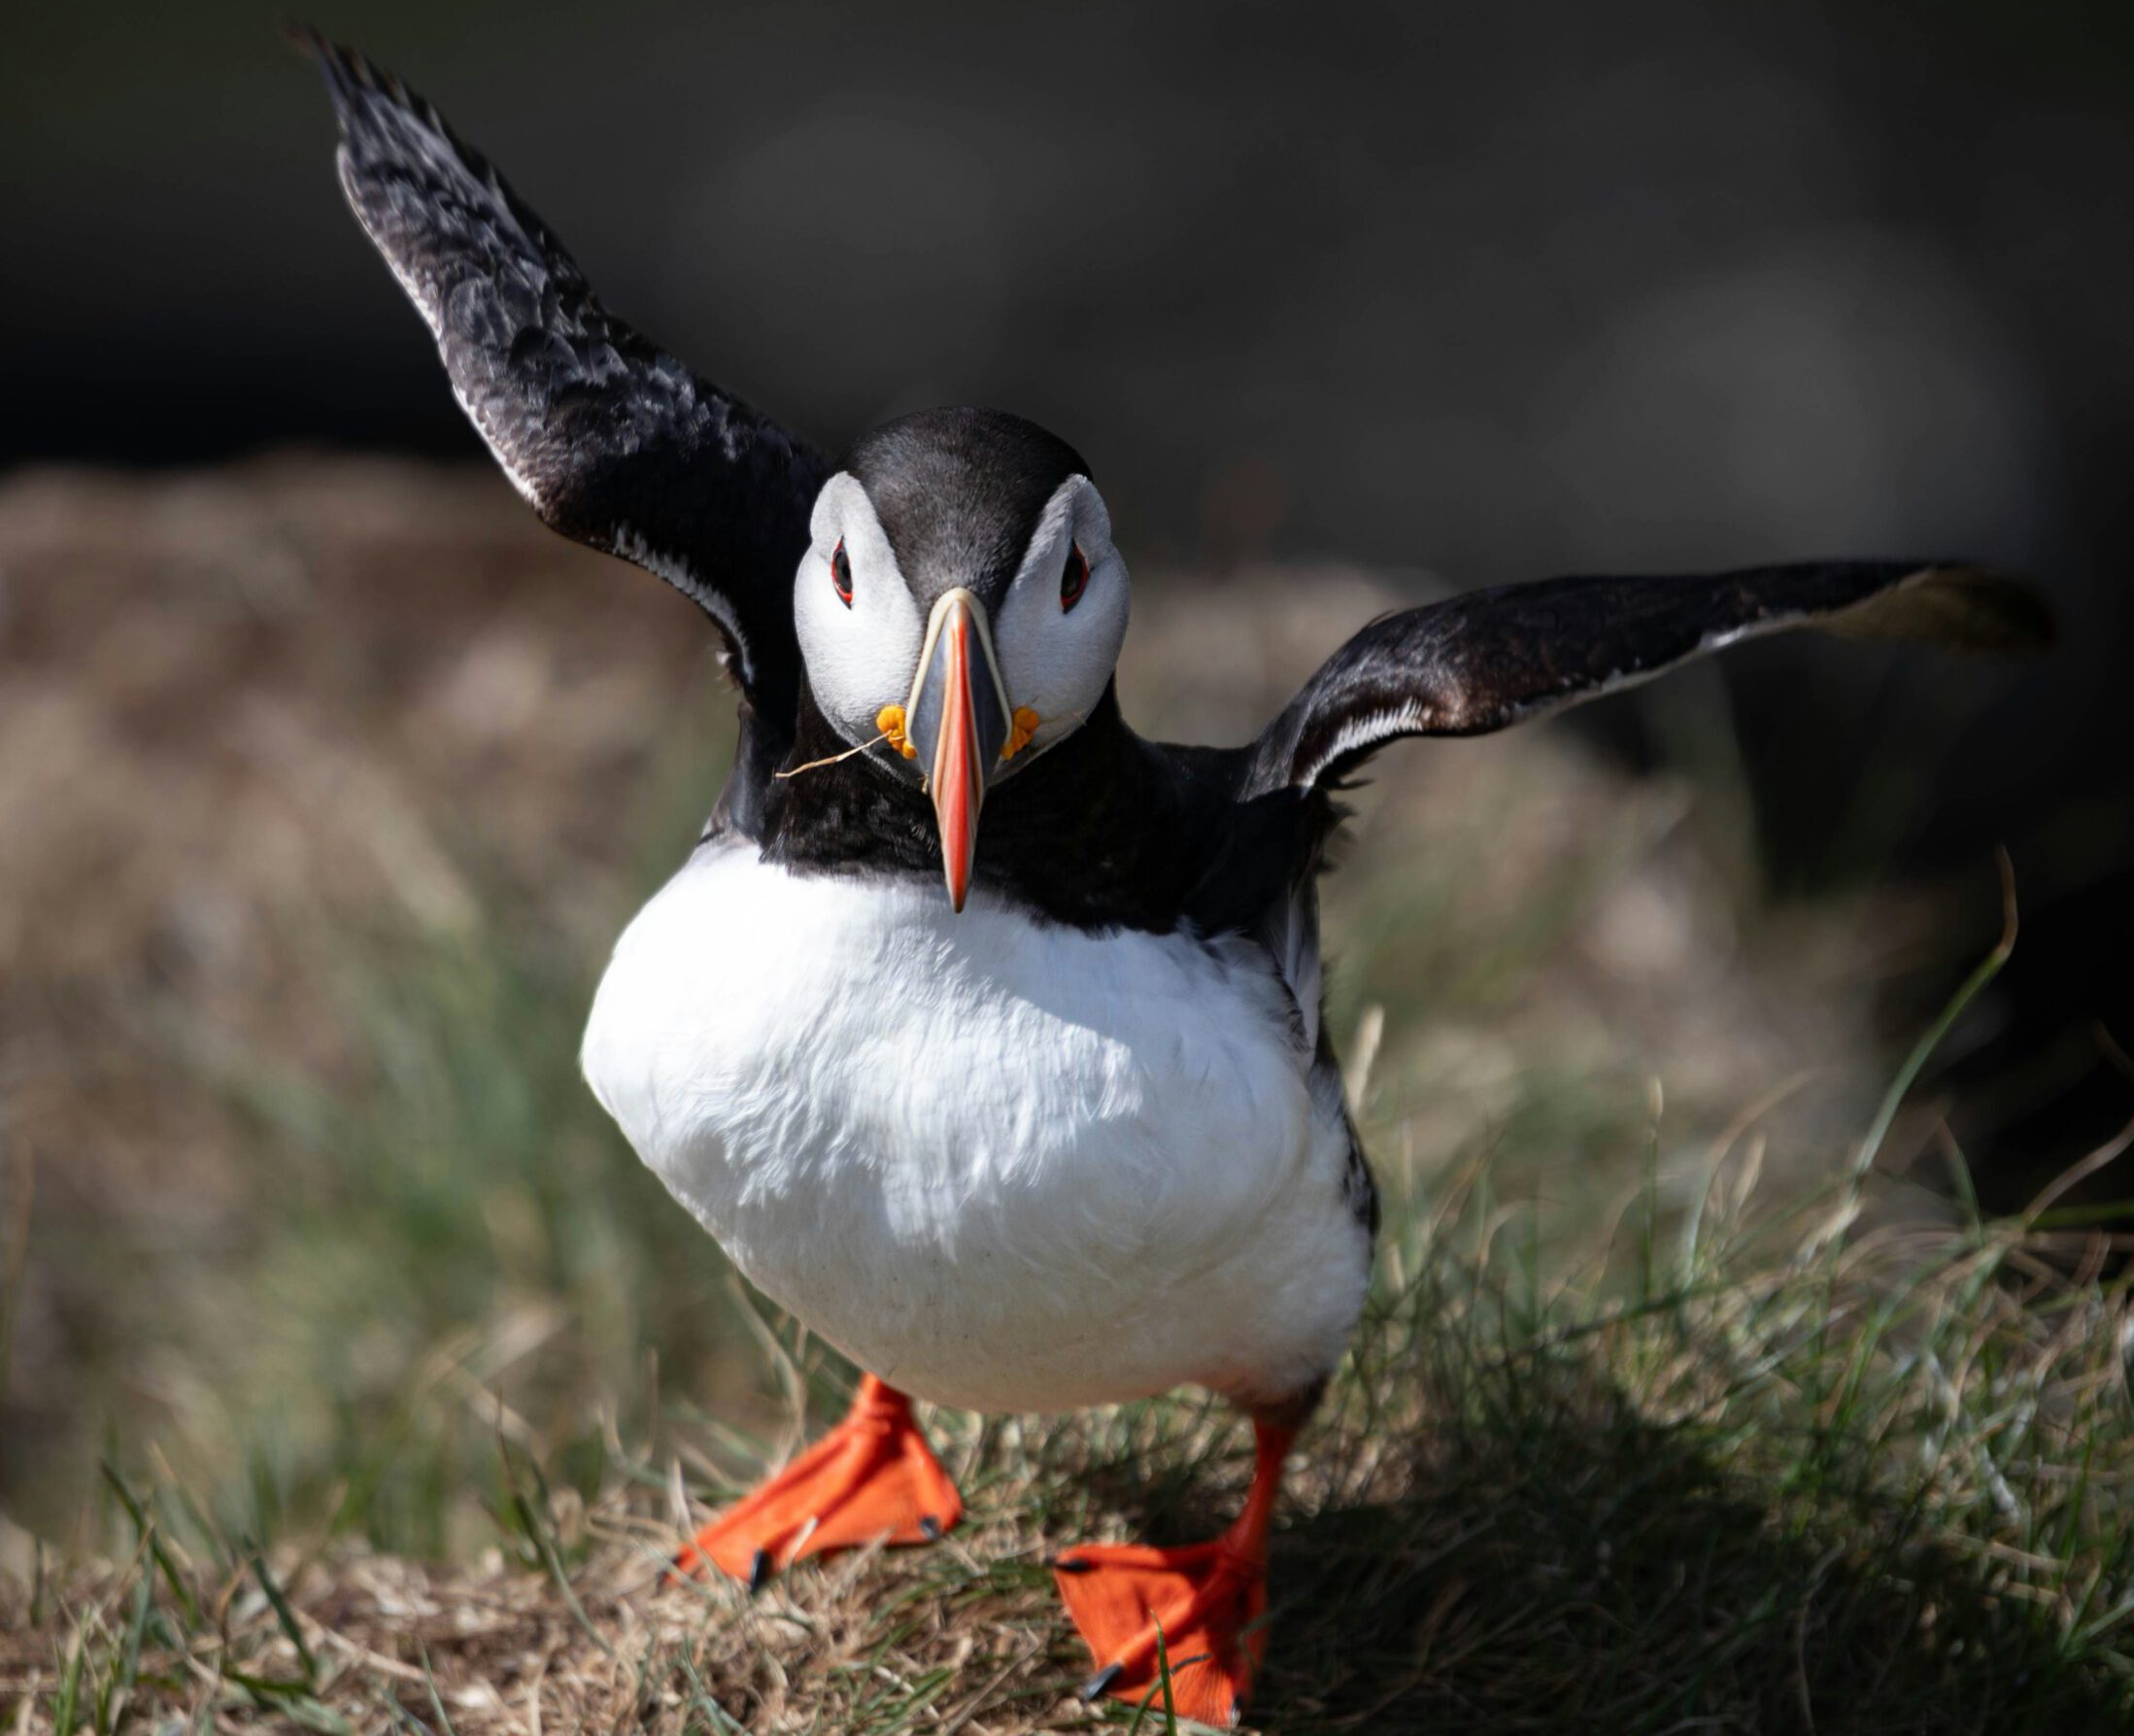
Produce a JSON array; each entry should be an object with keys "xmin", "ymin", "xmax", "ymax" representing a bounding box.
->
[{"xmin": 753, "ymin": 683, "xmax": 1305, "ymax": 936}]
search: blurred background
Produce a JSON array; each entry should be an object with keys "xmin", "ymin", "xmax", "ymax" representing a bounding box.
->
[{"xmin": 2, "ymin": 1, "xmax": 2128, "ymax": 1550}]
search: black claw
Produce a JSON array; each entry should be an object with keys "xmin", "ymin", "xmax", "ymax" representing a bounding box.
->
[
  {"xmin": 919, "ymin": 1515, "xmax": 943, "ymax": 1541},
  {"xmin": 747, "ymin": 1549, "xmax": 772, "ymax": 1595},
  {"xmin": 1051, "ymin": 1554, "xmax": 1093, "ymax": 1574},
  {"xmin": 1078, "ymin": 1663, "xmax": 1124, "ymax": 1701}
]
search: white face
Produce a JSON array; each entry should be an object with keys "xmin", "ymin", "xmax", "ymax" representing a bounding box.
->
[{"xmin": 794, "ymin": 471, "xmax": 1132, "ymax": 777}]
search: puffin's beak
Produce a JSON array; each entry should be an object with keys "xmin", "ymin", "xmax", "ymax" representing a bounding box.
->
[{"xmin": 903, "ymin": 589, "xmax": 1012, "ymax": 912}]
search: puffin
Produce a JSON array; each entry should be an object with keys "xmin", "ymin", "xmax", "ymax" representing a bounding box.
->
[{"xmin": 308, "ymin": 35, "xmax": 2049, "ymax": 1724}]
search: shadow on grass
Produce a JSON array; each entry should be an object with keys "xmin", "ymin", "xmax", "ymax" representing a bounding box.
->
[{"xmin": 1243, "ymin": 1381, "xmax": 2129, "ymax": 1735}]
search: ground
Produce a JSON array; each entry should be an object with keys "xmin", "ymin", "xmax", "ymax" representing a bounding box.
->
[{"xmin": 2, "ymin": 462, "xmax": 2128, "ymax": 1732}]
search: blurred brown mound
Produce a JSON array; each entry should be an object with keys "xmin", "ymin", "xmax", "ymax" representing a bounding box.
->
[
  {"xmin": 0, "ymin": 456, "xmax": 702, "ymax": 982},
  {"xmin": 0, "ymin": 458, "xmax": 713, "ymax": 1507}
]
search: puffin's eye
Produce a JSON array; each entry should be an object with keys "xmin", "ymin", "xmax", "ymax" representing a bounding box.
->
[
  {"xmin": 830, "ymin": 539, "xmax": 854, "ymax": 607},
  {"xmin": 1060, "ymin": 542, "xmax": 1090, "ymax": 612}
]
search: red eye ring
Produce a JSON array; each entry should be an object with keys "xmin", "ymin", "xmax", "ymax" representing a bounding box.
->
[
  {"xmin": 1060, "ymin": 542, "xmax": 1090, "ymax": 611},
  {"xmin": 831, "ymin": 539, "xmax": 854, "ymax": 607}
]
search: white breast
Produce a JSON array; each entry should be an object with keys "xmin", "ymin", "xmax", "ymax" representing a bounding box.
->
[{"xmin": 581, "ymin": 842, "xmax": 1370, "ymax": 1414}]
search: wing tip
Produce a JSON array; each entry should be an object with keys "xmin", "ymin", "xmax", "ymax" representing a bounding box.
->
[
  {"xmin": 1847, "ymin": 563, "xmax": 2059, "ymax": 654},
  {"xmin": 287, "ymin": 21, "xmax": 366, "ymax": 115},
  {"xmin": 289, "ymin": 24, "xmax": 447, "ymax": 148},
  {"xmin": 296, "ymin": 25, "xmax": 553, "ymax": 267}
]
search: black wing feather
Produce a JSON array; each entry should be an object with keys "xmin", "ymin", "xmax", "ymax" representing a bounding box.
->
[
  {"xmin": 1250, "ymin": 561, "xmax": 2051, "ymax": 797},
  {"xmin": 302, "ymin": 31, "xmax": 827, "ymax": 718}
]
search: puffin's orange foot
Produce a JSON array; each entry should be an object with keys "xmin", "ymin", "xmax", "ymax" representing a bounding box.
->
[
  {"xmin": 672, "ymin": 1377, "xmax": 962, "ymax": 1586},
  {"xmin": 1053, "ymin": 1537, "xmax": 1267, "ymax": 1726}
]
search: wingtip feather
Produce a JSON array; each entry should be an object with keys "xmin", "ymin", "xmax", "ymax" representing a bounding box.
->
[
  {"xmin": 291, "ymin": 26, "xmax": 441, "ymax": 142},
  {"xmin": 1834, "ymin": 564, "xmax": 2056, "ymax": 653},
  {"xmin": 282, "ymin": 18, "xmax": 329, "ymax": 60},
  {"xmin": 289, "ymin": 23, "xmax": 373, "ymax": 127}
]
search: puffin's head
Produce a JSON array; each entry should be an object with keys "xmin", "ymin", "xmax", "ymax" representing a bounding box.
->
[{"xmin": 794, "ymin": 406, "xmax": 1131, "ymax": 910}]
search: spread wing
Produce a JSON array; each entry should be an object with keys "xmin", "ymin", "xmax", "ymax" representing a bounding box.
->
[
  {"xmin": 1248, "ymin": 561, "xmax": 2051, "ymax": 797},
  {"xmin": 304, "ymin": 31, "xmax": 827, "ymax": 720}
]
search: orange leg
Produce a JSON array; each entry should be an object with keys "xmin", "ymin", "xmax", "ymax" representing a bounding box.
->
[
  {"xmin": 1053, "ymin": 1421, "xmax": 1294, "ymax": 1726},
  {"xmin": 673, "ymin": 1376, "xmax": 963, "ymax": 1587}
]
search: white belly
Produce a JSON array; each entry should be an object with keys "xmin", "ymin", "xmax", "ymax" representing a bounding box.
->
[{"xmin": 581, "ymin": 842, "xmax": 1369, "ymax": 1414}]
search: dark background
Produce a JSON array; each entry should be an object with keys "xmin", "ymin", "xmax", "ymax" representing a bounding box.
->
[{"xmin": 6, "ymin": 0, "xmax": 2128, "ymax": 1194}]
